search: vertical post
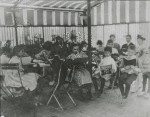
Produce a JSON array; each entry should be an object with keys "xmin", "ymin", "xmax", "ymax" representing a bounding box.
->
[
  {"xmin": 13, "ymin": 8, "xmax": 18, "ymax": 46},
  {"xmin": 87, "ymin": 0, "xmax": 92, "ymax": 75}
]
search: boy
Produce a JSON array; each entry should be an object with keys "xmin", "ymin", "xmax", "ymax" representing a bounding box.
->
[
  {"xmin": 119, "ymin": 45, "xmax": 140, "ymax": 99},
  {"xmin": 98, "ymin": 47, "xmax": 117, "ymax": 94},
  {"xmin": 107, "ymin": 39, "xmax": 118, "ymax": 54}
]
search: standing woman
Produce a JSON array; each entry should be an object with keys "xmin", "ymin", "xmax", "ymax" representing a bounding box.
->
[{"xmin": 136, "ymin": 35, "xmax": 147, "ymax": 56}]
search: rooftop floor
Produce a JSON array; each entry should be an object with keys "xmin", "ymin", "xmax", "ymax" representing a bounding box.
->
[{"xmin": 1, "ymin": 88, "xmax": 150, "ymax": 117}]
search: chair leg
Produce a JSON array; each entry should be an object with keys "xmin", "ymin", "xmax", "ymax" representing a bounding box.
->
[
  {"xmin": 53, "ymin": 95, "xmax": 64, "ymax": 111},
  {"xmin": 47, "ymin": 94, "xmax": 54, "ymax": 106},
  {"xmin": 66, "ymin": 91, "xmax": 76, "ymax": 105}
]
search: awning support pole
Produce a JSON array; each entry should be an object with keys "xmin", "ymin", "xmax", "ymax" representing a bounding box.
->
[{"xmin": 87, "ymin": 0, "xmax": 92, "ymax": 75}]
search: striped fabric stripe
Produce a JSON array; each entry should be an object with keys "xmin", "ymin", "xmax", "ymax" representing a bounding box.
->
[
  {"xmin": 71, "ymin": 12, "xmax": 75, "ymax": 25},
  {"xmin": 97, "ymin": 5, "xmax": 101, "ymax": 25},
  {"xmin": 47, "ymin": 10, "xmax": 52, "ymax": 25},
  {"xmin": 23, "ymin": 9, "xmax": 27, "ymax": 25},
  {"xmin": 27, "ymin": 10, "xmax": 34, "ymax": 25},
  {"xmin": 34, "ymin": 10, "xmax": 37, "ymax": 25},
  {"xmin": 52, "ymin": 11, "xmax": 55, "ymax": 25},
  {"xmin": 108, "ymin": 1, "xmax": 112, "ymax": 24},
  {"xmin": 94, "ymin": 7, "xmax": 97, "ymax": 25},
  {"xmin": 120, "ymin": 1, "xmax": 126, "ymax": 23},
  {"xmin": 116, "ymin": 1, "xmax": 120, "ymax": 23},
  {"xmin": 37, "ymin": 10, "xmax": 43, "ymax": 25},
  {"xmin": 16, "ymin": 9, "xmax": 23, "ymax": 25},
  {"xmin": 43, "ymin": 10, "xmax": 47, "ymax": 25},
  {"xmin": 64, "ymin": 12, "xmax": 68, "ymax": 25},
  {"xmin": 146, "ymin": 1, "xmax": 150, "ymax": 22},
  {"xmin": 0, "ymin": 7, "xmax": 5, "ymax": 25},
  {"xmin": 139, "ymin": 1, "xmax": 146, "ymax": 22},
  {"xmin": 104, "ymin": 1, "xmax": 108, "ymax": 24},
  {"xmin": 129, "ymin": 1, "xmax": 135, "ymax": 22},
  {"xmin": 101, "ymin": 3, "xmax": 104, "ymax": 24},
  {"xmin": 4, "ymin": 7, "xmax": 13, "ymax": 25},
  {"xmin": 125, "ymin": 1, "xmax": 129, "ymax": 23},
  {"xmin": 91, "ymin": 8, "xmax": 94, "ymax": 25},
  {"xmin": 55, "ymin": 11, "xmax": 60, "ymax": 25},
  {"xmin": 60, "ymin": 12, "xmax": 63, "ymax": 25},
  {"xmin": 112, "ymin": 1, "xmax": 117, "ymax": 24},
  {"xmin": 135, "ymin": 1, "xmax": 139, "ymax": 22}
]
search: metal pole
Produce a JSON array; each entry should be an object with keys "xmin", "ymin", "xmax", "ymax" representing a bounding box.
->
[
  {"xmin": 87, "ymin": 0, "xmax": 92, "ymax": 75},
  {"xmin": 13, "ymin": 8, "xmax": 18, "ymax": 46}
]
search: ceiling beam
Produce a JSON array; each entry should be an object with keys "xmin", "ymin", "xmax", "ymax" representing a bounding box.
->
[{"xmin": 0, "ymin": 3, "xmax": 84, "ymax": 11}]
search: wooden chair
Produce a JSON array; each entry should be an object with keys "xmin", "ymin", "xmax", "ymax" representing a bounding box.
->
[{"xmin": 1, "ymin": 63, "xmax": 25, "ymax": 98}]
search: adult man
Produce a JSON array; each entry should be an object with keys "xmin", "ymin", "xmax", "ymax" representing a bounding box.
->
[
  {"xmin": 121, "ymin": 35, "xmax": 135, "ymax": 55},
  {"xmin": 110, "ymin": 34, "xmax": 120, "ymax": 52}
]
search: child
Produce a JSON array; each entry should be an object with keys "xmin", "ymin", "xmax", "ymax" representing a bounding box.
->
[
  {"xmin": 92, "ymin": 52, "xmax": 104, "ymax": 97},
  {"xmin": 98, "ymin": 47, "xmax": 117, "ymax": 95},
  {"xmin": 107, "ymin": 39, "xmax": 118, "ymax": 54},
  {"xmin": 138, "ymin": 47, "xmax": 150, "ymax": 98},
  {"xmin": 119, "ymin": 45, "xmax": 140, "ymax": 99},
  {"xmin": 67, "ymin": 44, "xmax": 92, "ymax": 100}
]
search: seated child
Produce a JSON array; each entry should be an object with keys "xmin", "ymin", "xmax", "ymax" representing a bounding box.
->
[
  {"xmin": 92, "ymin": 52, "xmax": 104, "ymax": 97},
  {"xmin": 96, "ymin": 47, "xmax": 117, "ymax": 95},
  {"xmin": 107, "ymin": 39, "xmax": 119, "ymax": 54},
  {"xmin": 119, "ymin": 45, "xmax": 140, "ymax": 99},
  {"xmin": 138, "ymin": 47, "xmax": 150, "ymax": 98},
  {"xmin": 66, "ymin": 44, "xmax": 93, "ymax": 100}
]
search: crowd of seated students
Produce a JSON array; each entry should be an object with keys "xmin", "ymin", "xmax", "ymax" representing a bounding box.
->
[
  {"xmin": 0, "ymin": 33, "xmax": 150, "ymax": 105},
  {"xmin": 93, "ymin": 34, "xmax": 150, "ymax": 103}
]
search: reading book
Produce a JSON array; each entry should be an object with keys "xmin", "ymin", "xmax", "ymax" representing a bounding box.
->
[{"xmin": 100, "ymin": 65, "xmax": 112, "ymax": 80}]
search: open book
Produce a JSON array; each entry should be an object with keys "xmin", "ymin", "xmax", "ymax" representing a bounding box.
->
[{"xmin": 100, "ymin": 65, "xmax": 112, "ymax": 80}]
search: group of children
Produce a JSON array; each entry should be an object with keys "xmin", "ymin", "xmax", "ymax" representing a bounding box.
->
[{"xmin": 93, "ymin": 34, "xmax": 150, "ymax": 101}]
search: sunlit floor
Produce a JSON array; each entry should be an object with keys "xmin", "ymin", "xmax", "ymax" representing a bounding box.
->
[{"xmin": 1, "ymin": 87, "xmax": 150, "ymax": 117}]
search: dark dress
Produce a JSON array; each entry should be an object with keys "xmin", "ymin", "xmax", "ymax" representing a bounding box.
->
[{"xmin": 121, "ymin": 43, "xmax": 135, "ymax": 55}]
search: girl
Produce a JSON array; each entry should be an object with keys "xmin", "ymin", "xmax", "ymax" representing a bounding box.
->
[
  {"xmin": 4, "ymin": 45, "xmax": 40, "ymax": 97},
  {"xmin": 67, "ymin": 44, "xmax": 92, "ymax": 100},
  {"xmin": 0, "ymin": 47, "xmax": 11, "ymax": 64}
]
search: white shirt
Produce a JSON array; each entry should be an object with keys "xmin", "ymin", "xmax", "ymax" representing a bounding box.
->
[
  {"xmin": 0, "ymin": 54, "xmax": 10, "ymax": 64},
  {"xmin": 99, "ymin": 56, "xmax": 117, "ymax": 72},
  {"xmin": 112, "ymin": 48, "xmax": 118, "ymax": 54}
]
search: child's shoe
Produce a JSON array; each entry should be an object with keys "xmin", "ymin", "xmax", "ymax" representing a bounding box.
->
[
  {"xmin": 137, "ymin": 91, "xmax": 146, "ymax": 96},
  {"xmin": 144, "ymin": 93, "xmax": 150, "ymax": 99}
]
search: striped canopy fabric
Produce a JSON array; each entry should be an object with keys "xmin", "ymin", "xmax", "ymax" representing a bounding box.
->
[
  {"xmin": 91, "ymin": 1, "xmax": 150, "ymax": 25},
  {"xmin": 0, "ymin": 0, "xmax": 101, "ymax": 10}
]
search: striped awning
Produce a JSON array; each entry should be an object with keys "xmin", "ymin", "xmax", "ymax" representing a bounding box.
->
[
  {"xmin": 0, "ymin": 0, "xmax": 102, "ymax": 11},
  {"xmin": 91, "ymin": 1, "xmax": 150, "ymax": 25}
]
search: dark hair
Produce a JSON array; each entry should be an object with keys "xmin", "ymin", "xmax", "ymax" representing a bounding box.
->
[
  {"xmin": 43, "ymin": 41, "xmax": 52, "ymax": 51},
  {"xmin": 126, "ymin": 34, "xmax": 131, "ymax": 38},
  {"xmin": 128, "ymin": 45, "xmax": 136, "ymax": 50},
  {"xmin": 110, "ymin": 34, "xmax": 115, "ymax": 38},
  {"xmin": 2, "ymin": 47, "xmax": 11, "ymax": 54},
  {"xmin": 104, "ymin": 47, "xmax": 112, "ymax": 53},
  {"xmin": 97, "ymin": 40, "xmax": 103, "ymax": 45},
  {"xmin": 137, "ymin": 35, "xmax": 146, "ymax": 40},
  {"xmin": 6, "ymin": 40, "xmax": 11, "ymax": 43},
  {"xmin": 107, "ymin": 39, "xmax": 113, "ymax": 44},
  {"xmin": 11, "ymin": 45, "xmax": 25, "ymax": 56}
]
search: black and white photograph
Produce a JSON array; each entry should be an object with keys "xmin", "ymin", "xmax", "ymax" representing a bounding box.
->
[{"xmin": 0, "ymin": 0, "xmax": 150, "ymax": 117}]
